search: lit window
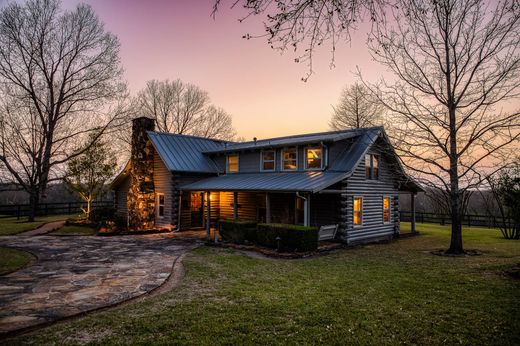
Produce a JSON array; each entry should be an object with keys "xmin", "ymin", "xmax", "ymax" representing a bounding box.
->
[
  {"xmin": 157, "ymin": 193, "xmax": 165, "ymax": 218},
  {"xmin": 383, "ymin": 196, "xmax": 390, "ymax": 223},
  {"xmin": 282, "ymin": 148, "xmax": 297, "ymax": 170},
  {"xmin": 261, "ymin": 151, "xmax": 275, "ymax": 171},
  {"xmin": 227, "ymin": 154, "xmax": 239, "ymax": 173},
  {"xmin": 353, "ymin": 197, "xmax": 363, "ymax": 226},
  {"xmin": 305, "ymin": 146, "xmax": 322, "ymax": 169},
  {"xmin": 365, "ymin": 154, "xmax": 380, "ymax": 180}
]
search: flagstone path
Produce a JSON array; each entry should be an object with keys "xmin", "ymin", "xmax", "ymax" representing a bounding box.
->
[{"xmin": 0, "ymin": 233, "xmax": 202, "ymax": 335}]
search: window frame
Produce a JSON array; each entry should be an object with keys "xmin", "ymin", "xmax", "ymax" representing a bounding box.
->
[
  {"xmin": 304, "ymin": 145, "xmax": 323, "ymax": 171},
  {"xmin": 383, "ymin": 196, "xmax": 391, "ymax": 224},
  {"xmin": 281, "ymin": 147, "xmax": 298, "ymax": 171},
  {"xmin": 156, "ymin": 193, "xmax": 165, "ymax": 218},
  {"xmin": 260, "ymin": 150, "xmax": 276, "ymax": 172},
  {"xmin": 353, "ymin": 196, "xmax": 363, "ymax": 227},
  {"xmin": 226, "ymin": 153, "xmax": 239, "ymax": 173}
]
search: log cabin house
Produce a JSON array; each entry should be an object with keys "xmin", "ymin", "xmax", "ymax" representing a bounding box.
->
[{"xmin": 111, "ymin": 117, "xmax": 421, "ymax": 245}]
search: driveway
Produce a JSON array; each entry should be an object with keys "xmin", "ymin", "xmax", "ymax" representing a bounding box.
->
[{"xmin": 0, "ymin": 233, "xmax": 201, "ymax": 334}]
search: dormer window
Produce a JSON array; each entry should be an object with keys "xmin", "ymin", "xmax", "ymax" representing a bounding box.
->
[
  {"xmin": 365, "ymin": 154, "xmax": 379, "ymax": 179},
  {"xmin": 227, "ymin": 154, "xmax": 239, "ymax": 173},
  {"xmin": 305, "ymin": 146, "xmax": 322, "ymax": 170},
  {"xmin": 282, "ymin": 148, "xmax": 297, "ymax": 170},
  {"xmin": 261, "ymin": 150, "xmax": 275, "ymax": 171}
]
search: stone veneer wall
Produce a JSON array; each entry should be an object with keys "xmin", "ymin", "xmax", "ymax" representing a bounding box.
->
[{"xmin": 127, "ymin": 117, "xmax": 156, "ymax": 230}]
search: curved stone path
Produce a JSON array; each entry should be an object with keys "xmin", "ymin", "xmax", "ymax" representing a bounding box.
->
[{"xmin": 0, "ymin": 233, "xmax": 201, "ymax": 335}]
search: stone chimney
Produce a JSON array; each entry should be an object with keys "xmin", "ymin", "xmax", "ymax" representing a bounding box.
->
[{"xmin": 127, "ymin": 117, "xmax": 156, "ymax": 230}]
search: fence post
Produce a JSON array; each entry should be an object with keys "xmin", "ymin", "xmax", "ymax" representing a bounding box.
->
[
  {"xmin": 468, "ymin": 215, "xmax": 471, "ymax": 227},
  {"xmin": 17, "ymin": 205, "xmax": 21, "ymax": 220},
  {"xmin": 68, "ymin": 202, "xmax": 72, "ymax": 214}
]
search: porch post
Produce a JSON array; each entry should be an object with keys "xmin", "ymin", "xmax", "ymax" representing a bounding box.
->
[
  {"xmin": 265, "ymin": 192, "xmax": 271, "ymax": 223},
  {"xmin": 233, "ymin": 192, "xmax": 238, "ymax": 220},
  {"xmin": 206, "ymin": 191, "xmax": 211, "ymax": 241},
  {"xmin": 304, "ymin": 194, "xmax": 310, "ymax": 227},
  {"xmin": 411, "ymin": 192, "xmax": 417, "ymax": 233}
]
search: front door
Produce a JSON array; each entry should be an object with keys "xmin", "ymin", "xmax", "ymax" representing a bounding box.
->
[{"xmin": 190, "ymin": 192, "xmax": 204, "ymax": 228}]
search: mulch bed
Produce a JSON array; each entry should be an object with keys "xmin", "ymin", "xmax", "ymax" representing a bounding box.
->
[
  {"xmin": 213, "ymin": 241, "xmax": 344, "ymax": 259},
  {"xmin": 430, "ymin": 249, "xmax": 483, "ymax": 257}
]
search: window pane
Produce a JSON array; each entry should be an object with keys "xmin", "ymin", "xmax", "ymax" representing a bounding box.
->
[
  {"xmin": 306, "ymin": 147, "xmax": 322, "ymax": 169},
  {"xmin": 383, "ymin": 197, "xmax": 390, "ymax": 222},
  {"xmin": 365, "ymin": 154, "xmax": 372, "ymax": 179},
  {"xmin": 353, "ymin": 197, "xmax": 362, "ymax": 225},
  {"xmin": 262, "ymin": 151, "xmax": 275, "ymax": 171},
  {"xmin": 283, "ymin": 148, "xmax": 297, "ymax": 170},
  {"xmin": 263, "ymin": 151, "xmax": 274, "ymax": 161},
  {"xmin": 373, "ymin": 155, "xmax": 379, "ymax": 179},
  {"xmin": 228, "ymin": 154, "xmax": 239, "ymax": 172},
  {"xmin": 263, "ymin": 161, "xmax": 274, "ymax": 170}
]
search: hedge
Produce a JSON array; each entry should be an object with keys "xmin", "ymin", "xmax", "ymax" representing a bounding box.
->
[
  {"xmin": 219, "ymin": 219, "xmax": 257, "ymax": 244},
  {"xmin": 256, "ymin": 223, "xmax": 319, "ymax": 252}
]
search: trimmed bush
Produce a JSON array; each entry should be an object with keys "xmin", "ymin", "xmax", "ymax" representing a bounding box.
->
[
  {"xmin": 257, "ymin": 223, "xmax": 319, "ymax": 252},
  {"xmin": 90, "ymin": 207, "xmax": 115, "ymax": 222},
  {"xmin": 219, "ymin": 219, "xmax": 257, "ymax": 244}
]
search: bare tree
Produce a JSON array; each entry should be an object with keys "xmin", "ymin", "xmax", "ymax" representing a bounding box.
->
[
  {"xmin": 363, "ymin": 0, "xmax": 520, "ymax": 254},
  {"xmin": 134, "ymin": 79, "xmax": 236, "ymax": 139},
  {"xmin": 330, "ymin": 83, "xmax": 384, "ymax": 130},
  {"xmin": 0, "ymin": 0, "xmax": 126, "ymax": 221}
]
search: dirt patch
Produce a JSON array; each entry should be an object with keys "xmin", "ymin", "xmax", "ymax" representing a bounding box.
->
[
  {"xmin": 504, "ymin": 264, "xmax": 520, "ymax": 280},
  {"xmin": 430, "ymin": 249, "xmax": 483, "ymax": 257}
]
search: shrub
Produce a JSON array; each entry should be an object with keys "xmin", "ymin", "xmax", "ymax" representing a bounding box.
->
[
  {"xmin": 219, "ymin": 219, "xmax": 257, "ymax": 244},
  {"xmin": 257, "ymin": 223, "xmax": 319, "ymax": 252},
  {"xmin": 90, "ymin": 207, "xmax": 115, "ymax": 222}
]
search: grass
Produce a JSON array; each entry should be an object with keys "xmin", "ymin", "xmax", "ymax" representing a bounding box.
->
[
  {"xmin": 8, "ymin": 223, "xmax": 520, "ymax": 345},
  {"xmin": 51, "ymin": 225, "xmax": 97, "ymax": 236},
  {"xmin": 0, "ymin": 214, "xmax": 76, "ymax": 236},
  {"xmin": 0, "ymin": 247, "xmax": 34, "ymax": 275}
]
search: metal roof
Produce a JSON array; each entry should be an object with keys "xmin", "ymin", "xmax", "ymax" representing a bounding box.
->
[
  {"xmin": 147, "ymin": 132, "xmax": 227, "ymax": 173},
  {"xmin": 202, "ymin": 127, "xmax": 383, "ymax": 154},
  {"xmin": 179, "ymin": 171, "xmax": 348, "ymax": 193}
]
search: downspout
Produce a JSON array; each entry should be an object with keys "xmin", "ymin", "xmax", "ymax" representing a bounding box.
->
[
  {"xmin": 296, "ymin": 192, "xmax": 310, "ymax": 227},
  {"xmin": 321, "ymin": 141, "xmax": 329, "ymax": 169}
]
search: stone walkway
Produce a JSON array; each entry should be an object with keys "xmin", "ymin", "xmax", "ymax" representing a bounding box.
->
[
  {"xmin": 0, "ymin": 233, "xmax": 202, "ymax": 334},
  {"xmin": 20, "ymin": 220, "xmax": 66, "ymax": 236}
]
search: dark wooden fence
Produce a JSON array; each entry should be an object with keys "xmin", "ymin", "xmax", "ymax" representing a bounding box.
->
[
  {"xmin": 0, "ymin": 200, "xmax": 114, "ymax": 219},
  {"xmin": 400, "ymin": 211, "xmax": 511, "ymax": 228}
]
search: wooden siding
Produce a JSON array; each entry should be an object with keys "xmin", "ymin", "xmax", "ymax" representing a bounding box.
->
[
  {"xmin": 115, "ymin": 175, "xmax": 130, "ymax": 220},
  {"xmin": 219, "ymin": 192, "xmax": 259, "ymax": 220},
  {"xmin": 154, "ymin": 152, "xmax": 173, "ymax": 228},
  {"xmin": 341, "ymin": 151, "xmax": 399, "ymax": 244}
]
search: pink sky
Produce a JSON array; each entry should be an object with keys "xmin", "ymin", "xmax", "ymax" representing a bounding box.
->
[{"xmin": 63, "ymin": 0, "xmax": 382, "ymax": 140}]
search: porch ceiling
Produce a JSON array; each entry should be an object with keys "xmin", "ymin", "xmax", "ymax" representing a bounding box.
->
[{"xmin": 179, "ymin": 171, "xmax": 348, "ymax": 193}]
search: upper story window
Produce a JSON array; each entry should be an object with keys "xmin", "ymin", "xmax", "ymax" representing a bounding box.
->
[
  {"xmin": 227, "ymin": 154, "xmax": 239, "ymax": 173},
  {"xmin": 365, "ymin": 154, "xmax": 380, "ymax": 179},
  {"xmin": 383, "ymin": 196, "xmax": 390, "ymax": 223},
  {"xmin": 261, "ymin": 150, "xmax": 275, "ymax": 171},
  {"xmin": 353, "ymin": 196, "xmax": 363, "ymax": 226},
  {"xmin": 305, "ymin": 146, "xmax": 323, "ymax": 170},
  {"xmin": 282, "ymin": 147, "xmax": 297, "ymax": 170}
]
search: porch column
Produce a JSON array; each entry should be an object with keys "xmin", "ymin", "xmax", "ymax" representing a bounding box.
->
[
  {"xmin": 206, "ymin": 191, "xmax": 211, "ymax": 241},
  {"xmin": 233, "ymin": 192, "xmax": 238, "ymax": 220},
  {"xmin": 411, "ymin": 192, "xmax": 417, "ymax": 233},
  {"xmin": 265, "ymin": 192, "xmax": 271, "ymax": 223},
  {"xmin": 304, "ymin": 194, "xmax": 310, "ymax": 227}
]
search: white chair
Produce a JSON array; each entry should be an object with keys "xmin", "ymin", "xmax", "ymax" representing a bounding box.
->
[{"xmin": 318, "ymin": 224, "xmax": 338, "ymax": 241}]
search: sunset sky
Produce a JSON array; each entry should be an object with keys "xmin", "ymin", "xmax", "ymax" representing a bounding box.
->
[{"xmin": 59, "ymin": 0, "xmax": 382, "ymax": 140}]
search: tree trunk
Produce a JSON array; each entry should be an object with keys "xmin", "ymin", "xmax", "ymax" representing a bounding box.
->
[
  {"xmin": 87, "ymin": 194, "xmax": 93, "ymax": 221},
  {"xmin": 28, "ymin": 189, "xmax": 39, "ymax": 222}
]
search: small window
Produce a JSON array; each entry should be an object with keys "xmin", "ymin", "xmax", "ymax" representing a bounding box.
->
[
  {"xmin": 261, "ymin": 150, "xmax": 275, "ymax": 171},
  {"xmin": 383, "ymin": 196, "xmax": 390, "ymax": 223},
  {"xmin": 227, "ymin": 154, "xmax": 239, "ymax": 173},
  {"xmin": 282, "ymin": 148, "xmax": 297, "ymax": 170},
  {"xmin": 305, "ymin": 146, "xmax": 322, "ymax": 170},
  {"xmin": 157, "ymin": 193, "xmax": 165, "ymax": 218},
  {"xmin": 365, "ymin": 154, "xmax": 379, "ymax": 180},
  {"xmin": 353, "ymin": 197, "xmax": 363, "ymax": 226}
]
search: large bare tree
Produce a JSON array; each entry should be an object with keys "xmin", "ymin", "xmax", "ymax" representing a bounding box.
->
[
  {"xmin": 134, "ymin": 79, "xmax": 236, "ymax": 139},
  {"xmin": 330, "ymin": 83, "xmax": 384, "ymax": 130},
  {"xmin": 0, "ymin": 0, "xmax": 126, "ymax": 220},
  {"xmin": 217, "ymin": 0, "xmax": 520, "ymax": 254}
]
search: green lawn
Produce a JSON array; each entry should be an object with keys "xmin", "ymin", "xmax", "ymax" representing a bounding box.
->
[
  {"xmin": 0, "ymin": 247, "xmax": 34, "ymax": 275},
  {"xmin": 9, "ymin": 223, "xmax": 520, "ymax": 345},
  {"xmin": 51, "ymin": 225, "xmax": 97, "ymax": 236},
  {"xmin": 0, "ymin": 214, "xmax": 74, "ymax": 236}
]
